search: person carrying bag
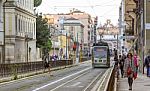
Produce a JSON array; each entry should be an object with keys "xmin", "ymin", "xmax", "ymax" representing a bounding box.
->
[{"xmin": 124, "ymin": 53, "xmax": 137, "ymax": 90}]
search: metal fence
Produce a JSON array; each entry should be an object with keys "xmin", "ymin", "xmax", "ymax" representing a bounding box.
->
[{"xmin": 0, "ymin": 60, "xmax": 73, "ymax": 77}]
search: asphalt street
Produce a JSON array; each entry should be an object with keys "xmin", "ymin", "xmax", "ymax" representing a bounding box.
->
[{"xmin": 0, "ymin": 61, "xmax": 108, "ymax": 91}]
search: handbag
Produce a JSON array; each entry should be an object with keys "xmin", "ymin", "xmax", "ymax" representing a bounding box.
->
[
  {"xmin": 127, "ymin": 67, "xmax": 132, "ymax": 75},
  {"xmin": 127, "ymin": 60, "xmax": 132, "ymax": 75}
]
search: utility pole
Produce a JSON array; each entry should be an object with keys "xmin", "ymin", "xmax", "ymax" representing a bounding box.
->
[
  {"xmin": 76, "ymin": 33, "xmax": 79, "ymax": 64},
  {"xmin": 94, "ymin": 16, "xmax": 98, "ymax": 43},
  {"xmin": 66, "ymin": 33, "xmax": 67, "ymax": 59},
  {"xmin": 142, "ymin": 0, "xmax": 145, "ymax": 74}
]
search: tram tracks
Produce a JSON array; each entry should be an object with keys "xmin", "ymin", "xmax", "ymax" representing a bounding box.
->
[
  {"xmin": 82, "ymin": 71, "xmax": 103, "ymax": 91},
  {"xmin": 47, "ymin": 68, "xmax": 106, "ymax": 91}
]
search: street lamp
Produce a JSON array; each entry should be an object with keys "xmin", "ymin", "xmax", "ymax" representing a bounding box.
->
[{"xmin": 98, "ymin": 28, "xmax": 104, "ymax": 41}]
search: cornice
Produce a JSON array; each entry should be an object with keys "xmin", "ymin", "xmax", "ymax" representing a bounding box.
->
[{"xmin": 4, "ymin": 2, "xmax": 36, "ymax": 18}]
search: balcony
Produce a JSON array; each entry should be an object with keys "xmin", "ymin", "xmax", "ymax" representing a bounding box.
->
[
  {"xmin": 16, "ymin": 32, "xmax": 25, "ymax": 37},
  {"xmin": 16, "ymin": 32, "xmax": 33, "ymax": 39},
  {"xmin": 25, "ymin": 32, "xmax": 33, "ymax": 40}
]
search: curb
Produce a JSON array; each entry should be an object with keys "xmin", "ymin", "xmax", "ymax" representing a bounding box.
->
[
  {"xmin": 114, "ymin": 78, "xmax": 117, "ymax": 91},
  {"xmin": 97, "ymin": 67, "xmax": 113, "ymax": 91}
]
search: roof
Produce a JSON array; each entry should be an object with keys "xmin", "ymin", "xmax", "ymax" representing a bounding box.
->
[
  {"xmin": 63, "ymin": 17, "xmax": 84, "ymax": 26},
  {"xmin": 66, "ymin": 17, "xmax": 78, "ymax": 20}
]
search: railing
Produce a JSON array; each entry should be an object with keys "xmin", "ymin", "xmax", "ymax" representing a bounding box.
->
[{"xmin": 0, "ymin": 60, "xmax": 73, "ymax": 77}]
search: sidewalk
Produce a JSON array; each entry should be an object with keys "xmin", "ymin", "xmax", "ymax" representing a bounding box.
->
[{"xmin": 117, "ymin": 73, "xmax": 150, "ymax": 91}]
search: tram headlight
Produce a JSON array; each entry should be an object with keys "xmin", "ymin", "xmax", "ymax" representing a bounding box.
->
[
  {"xmin": 99, "ymin": 60, "xmax": 102, "ymax": 62},
  {"xmin": 103, "ymin": 60, "xmax": 106, "ymax": 63}
]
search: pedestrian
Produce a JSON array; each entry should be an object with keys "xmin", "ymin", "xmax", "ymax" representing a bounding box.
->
[
  {"xmin": 124, "ymin": 53, "xmax": 136, "ymax": 90},
  {"xmin": 114, "ymin": 50, "xmax": 118, "ymax": 66},
  {"xmin": 133, "ymin": 52, "xmax": 139, "ymax": 78},
  {"xmin": 119, "ymin": 55, "xmax": 124, "ymax": 78},
  {"xmin": 43, "ymin": 53, "xmax": 53, "ymax": 76},
  {"xmin": 144, "ymin": 50, "xmax": 150, "ymax": 77}
]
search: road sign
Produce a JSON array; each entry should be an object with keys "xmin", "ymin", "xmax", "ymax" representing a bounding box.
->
[
  {"xmin": 145, "ymin": 23, "xmax": 150, "ymax": 29},
  {"xmin": 119, "ymin": 36, "xmax": 125, "ymax": 39}
]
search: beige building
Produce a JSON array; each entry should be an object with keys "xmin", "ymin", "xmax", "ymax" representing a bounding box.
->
[
  {"xmin": 0, "ymin": 0, "xmax": 36, "ymax": 63},
  {"xmin": 43, "ymin": 9, "xmax": 93, "ymax": 55}
]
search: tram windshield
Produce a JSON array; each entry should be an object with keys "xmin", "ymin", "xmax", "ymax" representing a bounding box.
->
[{"xmin": 93, "ymin": 47, "xmax": 107, "ymax": 58}]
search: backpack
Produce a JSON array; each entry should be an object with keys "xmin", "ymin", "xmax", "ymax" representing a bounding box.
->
[{"xmin": 145, "ymin": 56, "xmax": 150, "ymax": 67}]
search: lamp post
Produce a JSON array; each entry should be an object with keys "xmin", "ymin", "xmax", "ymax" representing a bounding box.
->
[
  {"xmin": 98, "ymin": 28, "xmax": 104, "ymax": 42},
  {"xmin": 76, "ymin": 32, "xmax": 79, "ymax": 64}
]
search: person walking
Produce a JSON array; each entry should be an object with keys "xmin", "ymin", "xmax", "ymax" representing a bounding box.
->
[
  {"xmin": 43, "ymin": 53, "xmax": 52, "ymax": 76},
  {"xmin": 133, "ymin": 53, "xmax": 139, "ymax": 78},
  {"xmin": 119, "ymin": 55, "xmax": 124, "ymax": 78},
  {"xmin": 144, "ymin": 50, "xmax": 150, "ymax": 77},
  {"xmin": 124, "ymin": 53, "xmax": 136, "ymax": 90}
]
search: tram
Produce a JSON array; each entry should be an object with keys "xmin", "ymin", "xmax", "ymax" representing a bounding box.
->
[{"xmin": 91, "ymin": 41, "xmax": 110, "ymax": 68}]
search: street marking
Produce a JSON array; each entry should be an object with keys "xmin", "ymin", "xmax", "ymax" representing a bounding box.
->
[
  {"xmin": 32, "ymin": 67, "xmax": 91, "ymax": 91},
  {"xmin": 78, "ymin": 86, "xmax": 84, "ymax": 88},
  {"xmin": 70, "ymin": 82, "xmax": 81, "ymax": 87},
  {"xmin": 50, "ymin": 72, "xmax": 88, "ymax": 91},
  {"xmin": 65, "ymin": 82, "xmax": 81, "ymax": 87}
]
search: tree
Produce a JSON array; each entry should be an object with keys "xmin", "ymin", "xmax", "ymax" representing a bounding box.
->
[
  {"xmin": 34, "ymin": 0, "xmax": 42, "ymax": 7},
  {"xmin": 36, "ymin": 14, "xmax": 52, "ymax": 54}
]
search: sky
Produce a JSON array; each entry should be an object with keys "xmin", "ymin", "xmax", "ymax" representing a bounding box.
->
[{"xmin": 36, "ymin": 0, "xmax": 122, "ymax": 26}]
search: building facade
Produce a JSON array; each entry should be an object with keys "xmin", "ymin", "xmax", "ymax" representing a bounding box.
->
[
  {"xmin": 119, "ymin": 0, "xmax": 150, "ymax": 73},
  {"xmin": 43, "ymin": 9, "xmax": 93, "ymax": 56},
  {"xmin": 0, "ymin": 0, "xmax": 36, "ymax": 63}
]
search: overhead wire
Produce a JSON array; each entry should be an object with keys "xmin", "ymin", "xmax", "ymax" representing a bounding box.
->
[
  {"xmin": 86, "ymin": 0, "xmax": 97, "ymax": 16},
  {"xmin": 38, "ymin": 0, "xmax": 121, "ymax": 24},
  {"xmin": 41, "ymin": 0, "xmax": 119, "ymax": 8}
]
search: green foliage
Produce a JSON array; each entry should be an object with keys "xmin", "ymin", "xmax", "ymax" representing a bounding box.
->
[
  {"xmin": 34, "ymin": 0, "xmax": 42, "ymax": 7},
  {"xmin": 36, "ymin": 14, "xmax": 52, "ymax": 52}
]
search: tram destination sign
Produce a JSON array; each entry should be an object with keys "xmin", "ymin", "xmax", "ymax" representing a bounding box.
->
[{"xmin": 145, "ymin": 23, "xmax": 150, "ymax": 29}]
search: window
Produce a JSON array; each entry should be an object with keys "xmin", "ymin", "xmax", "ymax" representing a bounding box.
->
[
  {"xmin": 18, "ymin": 19, "xmax": 20, "ymax": 32},
  {"xmin": 15, "ymin": 15, "xmax": 17, "ymax": 33}
]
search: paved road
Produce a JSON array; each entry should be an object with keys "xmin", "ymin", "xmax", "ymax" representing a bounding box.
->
[{"xmin": 0, "ymin": 61, "xmax": 108, "ymax": 91}]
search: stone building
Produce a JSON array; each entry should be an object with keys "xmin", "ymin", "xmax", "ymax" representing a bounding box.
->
[
  {"xmin": 119, "ymin": 0, "xmax": 150, "ymax": 73},
  {"xmin": 43, "ymin": 9, "xmax": 93, "ymax": 56},
  {"xmin": 0, "ymin": 0, "xmax": 36, "ymax": 63}
]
